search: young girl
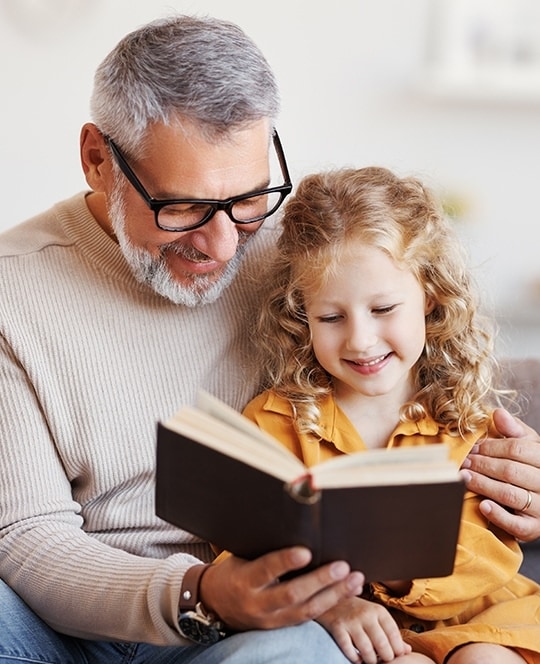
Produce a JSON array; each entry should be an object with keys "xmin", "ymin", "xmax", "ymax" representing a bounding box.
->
[{"xmin": 242, "ymin": 167, "xmax": 540, "ymax": 664}]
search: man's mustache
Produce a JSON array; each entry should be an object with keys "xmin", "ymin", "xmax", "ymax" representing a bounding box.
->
[
  {"xmin": 160, "ymin": 241, "xmax": 211, "ymax": 263},
  {"xmin": 160, "ymin": 229, "xmax": 252, "ymax": 263}
]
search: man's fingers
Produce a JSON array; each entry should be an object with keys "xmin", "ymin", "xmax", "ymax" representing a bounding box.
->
[
  {"xmin": 461, "ymin": 466, "xmax": 540, "ymax": 540},
  {"xmin": 461, "ymin": 458, "xmax": 540, "ymax": 500},
  {"xmin": 206, "ymin": 549, "xmax": 364, "ymax": 630},
  {"xmin": 270, "ymin": 570, "xmax": 364, "ymax": 626},
  {"xmin": 257, "ymin": 551, "xmax": 364, "ymax": 616},
  {"xmin": 246, "ymin": 546, "xmax": 313, "ymax": 589},
  {"xmin": 246, "ymin": 547, "xmax": 359, "ymax": 592},
  {"xmin": 460, "ymin": 411, "xmax": 540, "ymax": 542},
  {"xmin": 491, "ymin": 408, "xmax": 529, "ymax": 439},
  {"xmin": 463, "ymin": 445, "xmax": 540, "ymax": 489},
  {"xmin": 468, "ymin": 473, "xmax": 534, "ymax": 512},
  {"xmin": 478, "ymin": 498, "xmax": 539, "ymax": 542}
]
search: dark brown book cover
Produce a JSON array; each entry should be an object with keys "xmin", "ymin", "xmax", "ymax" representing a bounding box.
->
[{"xmin": 155, "ymin": 423, "xmax": 465, "ymax": 582}]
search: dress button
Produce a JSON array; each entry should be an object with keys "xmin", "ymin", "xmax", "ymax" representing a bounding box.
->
[{"xmin": 409, "ymin": 623, "xmax": 425, "ymax": 633}]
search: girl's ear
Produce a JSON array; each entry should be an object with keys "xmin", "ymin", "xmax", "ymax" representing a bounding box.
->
[{"xmin": 424, "ymin": 296, "xmax": 436, "ymax": 315}]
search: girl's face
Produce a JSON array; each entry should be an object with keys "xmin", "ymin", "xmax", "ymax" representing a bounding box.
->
[{"xmin": 304, "ymin": 245, "xmax": 431, "ymax": 406}]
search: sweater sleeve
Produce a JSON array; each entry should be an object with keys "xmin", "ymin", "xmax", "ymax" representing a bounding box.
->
[{"xmin": 0, "ymin": 332, "xmax": 204, "ymax": 644}]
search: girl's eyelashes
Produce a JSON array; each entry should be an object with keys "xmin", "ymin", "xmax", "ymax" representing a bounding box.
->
[
  {"xmin": 372, "ymin": 304, "xmax": 397, "ymax": 315},
  {"xmin": 316, "ymin": 313, "xmax": 343, "ymax": 323},
  {"xmin": 309, "ymin": 303, "xmax": 400, "ymax": 322}
]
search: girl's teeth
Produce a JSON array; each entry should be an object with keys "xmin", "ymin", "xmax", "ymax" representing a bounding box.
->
[{"xmin": 355, "ymin": 354, "xmax": 386, "ymax": 366}]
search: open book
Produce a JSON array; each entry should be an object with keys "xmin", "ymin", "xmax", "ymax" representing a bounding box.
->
[{"xmin": 155, "ymin": 391, "xmax": 465, "ymax": 581}]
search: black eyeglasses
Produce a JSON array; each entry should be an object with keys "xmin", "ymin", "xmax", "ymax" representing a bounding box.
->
[{"xmin": 104, "ymin": 130, "xmax": 293, "ymax": 232}]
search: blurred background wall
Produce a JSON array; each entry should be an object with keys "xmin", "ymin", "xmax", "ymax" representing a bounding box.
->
[{"xmin": 1, "ymin": 0, "xmax": 539, "ymax": 357}]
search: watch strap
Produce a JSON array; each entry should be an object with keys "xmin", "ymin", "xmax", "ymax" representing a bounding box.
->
[{"xmin": 179, "ymin": 564, "xmax": 211, "ymax": 611}]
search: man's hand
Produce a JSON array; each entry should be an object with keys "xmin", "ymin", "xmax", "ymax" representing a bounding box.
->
[
  {"xmin": 199, "ymin": 546, "xmax": 364, "ymax": 632},
  {"xmin": 461, "ymin": 408, "xmax": 540, "ymax": 541}
]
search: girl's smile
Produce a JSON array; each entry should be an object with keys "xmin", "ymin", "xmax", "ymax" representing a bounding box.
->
[{"xmin": 304, "ymin": 245, "xmax": 432, "ymax": 409}]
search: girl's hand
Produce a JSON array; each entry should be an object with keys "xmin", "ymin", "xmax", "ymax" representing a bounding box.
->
[{"xmin": 316, "ymin": 596, "xmax": 411, "ymax": 663}]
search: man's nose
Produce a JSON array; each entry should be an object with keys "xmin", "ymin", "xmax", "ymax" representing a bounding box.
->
[{"xmin": 190, "ymin": 210, "xmax": 240, "ymax": 263}]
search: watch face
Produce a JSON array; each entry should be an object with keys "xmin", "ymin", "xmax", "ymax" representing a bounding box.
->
[{"xmin": 178, "ymin": 614, "xmax": 221, "ymax": 646}]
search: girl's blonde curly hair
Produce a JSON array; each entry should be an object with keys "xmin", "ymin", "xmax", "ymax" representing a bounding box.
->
[{"xmin": 255, "ymin": 166, "xmax": 506, "ymax": 439}]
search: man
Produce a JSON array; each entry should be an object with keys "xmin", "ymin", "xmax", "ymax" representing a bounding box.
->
[{"xmin": 0, "ymin": 14, "xmax": 538, "ymax": 664}]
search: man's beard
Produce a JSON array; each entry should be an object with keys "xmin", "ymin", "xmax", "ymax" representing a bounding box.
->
[{"xmin": 107, "ymin": 182, "xmax": 252, "ymax": 307}]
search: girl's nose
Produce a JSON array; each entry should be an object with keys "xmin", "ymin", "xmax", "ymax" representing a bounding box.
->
[{"xmin": 346, "ymin": 318, "xmax": 378, "ymax": 352}]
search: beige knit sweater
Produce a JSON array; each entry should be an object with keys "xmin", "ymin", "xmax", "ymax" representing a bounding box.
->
[{"xmin": 0, "ymin": 192, "xmax": 274, "ymax": 644}]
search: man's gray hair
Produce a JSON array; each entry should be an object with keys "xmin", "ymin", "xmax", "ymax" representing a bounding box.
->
[{"xmin": 90, "ymin": 14, "xmax": 280, "ymax": 157}]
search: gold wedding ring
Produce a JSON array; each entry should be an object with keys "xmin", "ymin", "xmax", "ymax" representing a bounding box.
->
[{"xmin": 521, "ymin": 489, "xmax": 533, "ymax": 513}]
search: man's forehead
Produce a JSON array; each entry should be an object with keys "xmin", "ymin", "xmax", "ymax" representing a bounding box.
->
[{"xmin": 136, "ymin": 123, "xmax": 272, "ymax": 200}]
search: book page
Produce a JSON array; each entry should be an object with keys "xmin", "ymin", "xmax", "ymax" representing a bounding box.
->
[
  {"xmin": 312, "ymin": 444, "xmax": 459, "ymax": 489},
  {"xmin": 196, "ymin": 390, "xmax": 289, "ymax": 450},
  {"xmin": 165, "ymin": 400, "xmax": 306, "ymax": 482}
]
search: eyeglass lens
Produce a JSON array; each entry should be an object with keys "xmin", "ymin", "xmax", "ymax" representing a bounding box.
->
[{"xmin": 157, "ymin": 190, "xmax": 285, "ymax": 230}]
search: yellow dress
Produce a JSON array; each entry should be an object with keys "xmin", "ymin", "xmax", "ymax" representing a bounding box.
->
[{"xmin": 242, "ymin": 391, "xmax": 540, "ymax": 664}]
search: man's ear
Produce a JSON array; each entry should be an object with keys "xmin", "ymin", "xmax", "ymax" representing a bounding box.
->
[{"xmin": 80, "ymin": 123, "xmax": 110, "ymax": 192}]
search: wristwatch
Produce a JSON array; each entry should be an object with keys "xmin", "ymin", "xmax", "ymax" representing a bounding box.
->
[{"xmin": 177, "ymin": 564, "xmax": 228, "ymax": 645}]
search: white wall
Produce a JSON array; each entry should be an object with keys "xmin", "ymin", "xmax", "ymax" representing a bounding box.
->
[{"xmin": 1, "ymin": 0, "xmax": 539, "ymax": 357}]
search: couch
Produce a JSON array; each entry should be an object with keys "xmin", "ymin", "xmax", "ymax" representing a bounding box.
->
[{"xmin": 502, "ymin": 358, "xmax": 540, "ymax": 582}]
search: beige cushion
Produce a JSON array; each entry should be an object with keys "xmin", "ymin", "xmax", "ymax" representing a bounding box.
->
[
  {"xmin": 501, "ymin": 358, "xmax": 540, "ymax": 433},
  {"xmin": 501, "ymin": 358, "xmax": 540, "ymax": 579}
]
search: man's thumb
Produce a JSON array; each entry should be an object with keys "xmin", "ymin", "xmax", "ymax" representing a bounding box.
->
[{"xmin": 492, "ymin": 407, "xmax": 527, "ymax": 438}]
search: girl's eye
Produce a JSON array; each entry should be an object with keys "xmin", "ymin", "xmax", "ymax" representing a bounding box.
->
[
  {"xmin": 373, "ymin": 305, "xmax": 396, "ymax": 315},
  {"xmin": 318, "ymin": 314, "xmax": 343, "ymax": 323}
]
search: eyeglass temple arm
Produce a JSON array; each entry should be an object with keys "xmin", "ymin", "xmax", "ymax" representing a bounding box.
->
[{"xmin": 272, "ymin": 129, "xmax": 292, "ymax": 186}]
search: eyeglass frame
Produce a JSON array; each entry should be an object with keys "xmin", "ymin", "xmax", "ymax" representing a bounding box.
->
[{"xmin": 103, "ymin": 129, "xmax": 293, "ymax": 232}]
